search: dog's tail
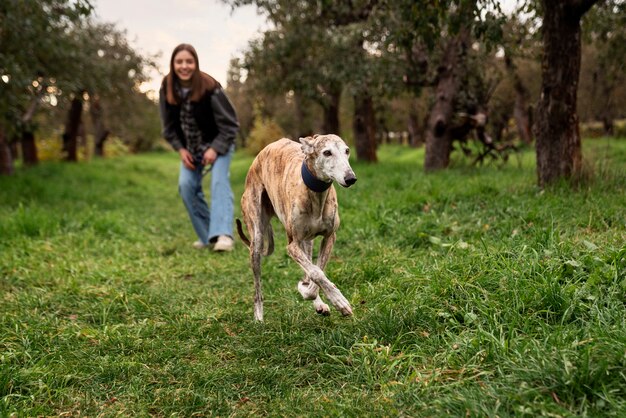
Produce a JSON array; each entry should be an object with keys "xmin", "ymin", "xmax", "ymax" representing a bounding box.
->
[
  {"xmin": 236, "ymin": 219, "xmax": 250, "ymax": 247},
  {"xmin": 236, "ymin": 218, "xmax": 275, "ymax": 256},
  {"xmin": 264, "ymin": 224, "xmax": 274, "ymax": 256}
]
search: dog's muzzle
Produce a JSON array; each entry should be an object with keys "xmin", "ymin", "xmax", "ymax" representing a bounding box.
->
[{"xmin": 343, "ymin": 173, "xmax": 357, "ymax": 187}]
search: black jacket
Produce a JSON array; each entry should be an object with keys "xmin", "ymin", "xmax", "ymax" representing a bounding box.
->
[{"xmin": 159, "ymin": 82, "xmax": 239, "ymax": 155}]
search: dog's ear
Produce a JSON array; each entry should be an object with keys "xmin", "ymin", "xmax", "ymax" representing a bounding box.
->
[{"xmin": 299, "ymin": 136, "xmax": 315, "ymax": 155}]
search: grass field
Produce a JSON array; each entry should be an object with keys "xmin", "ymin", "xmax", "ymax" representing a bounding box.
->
[{"xmin": 1, "ymin": 139, "xmax": 625, "ymax": 417}]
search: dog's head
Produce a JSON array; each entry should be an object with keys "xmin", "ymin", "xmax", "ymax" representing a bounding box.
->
[{"xmin": 299, "ymin": 134, "xmax": 357, "ymax": 188}]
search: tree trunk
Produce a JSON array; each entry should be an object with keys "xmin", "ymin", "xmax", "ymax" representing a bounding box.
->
[
  {"xmin": 535, "ymin": 0, "xmax": 598, "ymax": 187},
  {"xmin": 592, "ymin": 72, "xmax": 615, "ymax": 137},
  {"xmin": 0, "ymin": 128, "xmax": 14, "ymax": 176},
  {"xmin": 9, "ymin": 140, "xmax": 18, "ymax": 161},
  {"xmin": 21, "ymin": 131, "xmax": 39, "ymax": 166},
  {"xmin": 599, "ymin": 85, "xmax": 614, "ymax": 136},
  {"xmin": 504, "ymin": 54, "xmax": 533, "ymax": 144},
  {"xmin": 424, "ymin": 28, "xmax": 470, "ymax": 171},
  {"xmin": 601, "ymin": 115, "xmax": 614, "ymax": 136},
  {"xmin": 19, "ymin": 87, "xmax": 44, "ymax": 166},
  {"xmin": 77, "ymin": 121, "xmax": 87, "ymax": 158},
  {"xmin": 293, "ymin": 93, "xmax": 309, "ymax": 139},
  {"xmin": 353, "ymin": 93, "xmax": 377, "ymax": 162},
  {"xmin": 322, "ymin": 89, "xmax": 341, "ymax": 135},
  {"xmin": 407, "ymin": 98, "xmax": 423, "ymax": 147},
  {"xmin": 63, "ymin": 96, "xmax": 83, "ymax": 162},
  {"xmin": 90, "ymin": 97, "xmax": 109, "ymax": 157}
]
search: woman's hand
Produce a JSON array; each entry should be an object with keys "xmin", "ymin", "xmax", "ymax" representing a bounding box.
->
[
  {"xmin": 202, "ymin": 147, "xmax": 217, "ymax": 166},
  {"xmin": 179, "ymin": 148, "xmax": 195, "ymax": 170}
]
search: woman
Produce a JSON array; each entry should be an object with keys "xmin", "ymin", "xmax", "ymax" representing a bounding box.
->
[{"xmin": 159, "ymin": 43, "xmax": 239, "ymax": 251}]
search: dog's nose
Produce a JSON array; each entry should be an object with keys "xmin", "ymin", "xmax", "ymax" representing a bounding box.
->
[{"xmin": 344, "ymin": 175, "xmax": 357, "ymax": 187}]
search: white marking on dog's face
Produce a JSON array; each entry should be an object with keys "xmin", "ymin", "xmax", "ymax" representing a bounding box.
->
[{"xmin": 300, "ymin": 134, "xmax": 357, "ymax": 188}]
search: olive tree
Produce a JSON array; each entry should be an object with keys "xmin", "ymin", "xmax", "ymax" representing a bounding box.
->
[
  {"xmin": 0, "ymin": 0, "xmax": 93, "ymax": 173},
  {"xmin": 532, "ymin": 0, "xmax": 602, "ymax": 187}
]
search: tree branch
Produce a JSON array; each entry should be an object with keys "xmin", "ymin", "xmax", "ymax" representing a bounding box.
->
[
  {"xmin": 22, "ymin": 85, "xmax": 46, "ymax": 124},
  {"xmin": 319, "ymin": 0, "xmax": 381, "ymax": 26},
  {"xmin": 569, "ymin": 0, "xmax": 601, "ymax": 19}
]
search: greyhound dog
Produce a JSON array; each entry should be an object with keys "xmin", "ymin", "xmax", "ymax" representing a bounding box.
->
[{"xmin": 236, "ymin": 134, "xmax": 357, "ymax": 321}]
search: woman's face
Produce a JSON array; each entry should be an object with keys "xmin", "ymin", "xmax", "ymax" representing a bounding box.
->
[{"xmin": 173, "ymin": 50, "xmax": 197, "ymax": 85}]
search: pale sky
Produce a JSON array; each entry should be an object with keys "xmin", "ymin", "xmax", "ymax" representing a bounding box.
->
[{"xmin": 93, "ymin": 0, "xmax": 268, "ymax": 97}]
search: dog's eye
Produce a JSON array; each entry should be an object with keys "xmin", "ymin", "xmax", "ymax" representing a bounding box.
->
[
  {"xmin": 345, "ymin": 148, "xmax": 350, "ymax": 155},
  {"xmin": 323, "ymin": 150, "xmax": 332, "ymax": 157}
]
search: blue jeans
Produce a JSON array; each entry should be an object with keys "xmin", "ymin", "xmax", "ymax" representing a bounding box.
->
[{"xmin": 178, "ymin": 146, "xmax": 234, "ymax": 244}]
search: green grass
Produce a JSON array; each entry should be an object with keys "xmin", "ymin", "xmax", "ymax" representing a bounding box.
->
[{"xmin": 1, "ymin": 139, "xmax": 625, "ymax": 416}]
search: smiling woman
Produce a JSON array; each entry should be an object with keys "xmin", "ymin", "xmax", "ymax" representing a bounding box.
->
[{"xmin": 159, "ymin": 43, "xmax": 240, "ymax": 252}]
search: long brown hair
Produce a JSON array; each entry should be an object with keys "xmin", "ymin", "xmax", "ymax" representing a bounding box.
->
[{"xmin": 164, "ymin": 43, "xmax": 218, "ymax": 105}]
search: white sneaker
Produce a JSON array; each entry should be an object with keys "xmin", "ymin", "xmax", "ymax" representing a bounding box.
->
[
  {"xmin": 192, "ymin": 240, "xmax": 210, "ymax": 249},
  {"xmin": 213, "ymin": 235, "xmax": 234, "ymax": 252}
]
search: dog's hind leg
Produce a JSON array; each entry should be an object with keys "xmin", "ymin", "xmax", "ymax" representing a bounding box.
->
[
  {"xmin": 288, "ymin": 240, "xmax": 352, "ymax": 316},
  {"xmin": 242, "ymin": 187, "xmax": 266, "ymax": 322},
  {"xmin": 251, "ymin": 239, "xmax": 263, "ymax": 321},
  {"xmin": 247, "ymin": 219, "xmax": 264, "ymax": 321}
]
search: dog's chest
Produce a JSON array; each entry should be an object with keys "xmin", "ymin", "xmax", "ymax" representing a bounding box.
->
[{"xmin": 289, "ymin": 198, "xmax": 338, "ymax": 239}]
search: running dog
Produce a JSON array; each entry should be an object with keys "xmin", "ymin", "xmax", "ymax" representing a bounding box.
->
[{"xmin": 237, "ymin": 135, "xmax": 357, "ymax": 321}]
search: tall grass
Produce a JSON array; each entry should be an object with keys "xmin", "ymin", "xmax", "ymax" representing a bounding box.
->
[{"xmin": 1, "ymin": 139, "xmax": 625, "ymax": 416}]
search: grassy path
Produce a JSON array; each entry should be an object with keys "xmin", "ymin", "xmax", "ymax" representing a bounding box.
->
[{"xmin": 1, "ymin": 140, "xmax": 625, "ymax": 416}]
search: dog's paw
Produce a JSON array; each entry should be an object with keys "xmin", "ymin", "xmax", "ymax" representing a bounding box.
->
[
  {"xmin": 338, "ymin": 303, "xmax": 353, "ymax": 316},
  {"xmin": 327, "ymin": 291, "xmax": 353, "ymax": 316},
  {"xmin": 298, "ymin": 280, "xmax": 319, "ymax": 300},
  {"xmin": 313, "ymin": 299, "xmax": 330, "ymax": 316}
]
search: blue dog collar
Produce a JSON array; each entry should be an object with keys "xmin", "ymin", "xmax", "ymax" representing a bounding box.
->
[{"xmin": 301, "ymin": 162, "xmax": 332, "ymax": 192}]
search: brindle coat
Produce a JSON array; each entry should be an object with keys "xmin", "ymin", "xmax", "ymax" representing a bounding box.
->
[{"xmin": 237, "ymin": 135, "xmax": 357, "ymax": 321}]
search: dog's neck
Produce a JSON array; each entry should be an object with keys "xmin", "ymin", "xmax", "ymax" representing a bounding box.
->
[{"xmin": 301, "ymin": 161, "xmax": 332, "ymax": 193}]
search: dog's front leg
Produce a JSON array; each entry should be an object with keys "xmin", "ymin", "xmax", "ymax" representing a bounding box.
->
[
  {"xmin": 296, "ymin": 240, "xmax": 330, "ymax": 315},
  {"xmin": 297, "ymin": 240, "xmax": 314, "ymax": 296},
  {"xmin": 296, "ymin": 240, "xmax": 317, "ymax": 298},
  {"xmin": 288, "ymin": 241, "xmax": 352, "ymax": 316},
  {"xmin": 316, "ymin": 233, "xmax": 335, "ymax": 271}
]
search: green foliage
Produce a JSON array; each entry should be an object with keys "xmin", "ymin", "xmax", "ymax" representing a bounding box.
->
[
  {"xmin": 578, "ymin": 1, "xmax": 626, "ymax": 125},
  {"xmin": 0, "ymin": 0, "xmax": 93, "ymax": 136},
  {"xmin": 245, "ymin": 114, "xmax": 286, "ymax": 155},
  {"xmin": 236, "ymin": 1, "xmax": 355, "ymax": 136},
  {"xmin": 1, "ymin": 138, "xmax": 625, "ymax": 415},
  {"xmin": 74, "ymin": 21, "xmax": 160, "ymax": 150},
  {"xmin": 224, "ymin": 0, "xmax": 625, "ymax": 156},
  {"xmin": 34, "ymin": 134, "xmax": 130, "ymax": 162},
  {"xmin": 0, "ymin": 1, "xmax": 159, "ymax": 156}
]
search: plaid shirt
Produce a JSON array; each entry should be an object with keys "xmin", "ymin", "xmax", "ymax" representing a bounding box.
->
[
  {"xmin": 178, "ymin": 87, "xmax": 204, "ymax": 157},
  {"xmin": 160, "ymin": 80, "xmax": 239, "ymax": 156}
]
